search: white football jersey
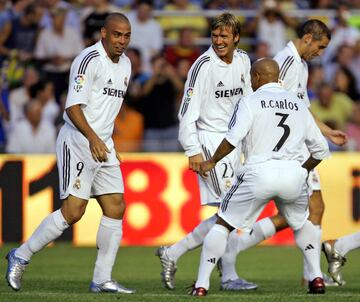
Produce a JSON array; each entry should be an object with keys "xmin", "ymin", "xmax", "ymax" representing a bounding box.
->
[
  {"xmin": 178, "ymin": 46, "xmax": 252, "ymax": 157},
  {"xmin": 274, "ymin": 41, "xmax": 310, "ymax": 107},
  {"xmin": 225, "ymin": 83, "xmax": 330, "ymax": 165},
  {"xmin": 64, "ymin": 41, "xmax": 131, "ymax": 148}
]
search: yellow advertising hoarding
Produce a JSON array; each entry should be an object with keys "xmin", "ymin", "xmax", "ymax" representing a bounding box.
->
[{"xmin": 0, "ymin": 153, "xmax": 359, "ymax": 246}]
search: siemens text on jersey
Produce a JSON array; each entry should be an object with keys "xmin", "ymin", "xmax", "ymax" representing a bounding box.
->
[
  {"xmin": 102, "ymin": 87, "xmax": 126, "ymax": 98},
  {"xmin": 215, "ymin": 87, "xmax": 243, "ymax": 98},
  {"xmin": 260, "ymin": 99, "xmax": 299, "ymax": 111}
]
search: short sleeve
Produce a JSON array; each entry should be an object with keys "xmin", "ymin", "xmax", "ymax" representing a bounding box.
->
[{"xmin": 65, "ymin": 51, "xmax": 99, "ymax": 109}]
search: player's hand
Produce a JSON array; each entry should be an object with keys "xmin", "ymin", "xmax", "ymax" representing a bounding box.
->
[
  {"xmin": 188, "ymin": 153, "xmax": 205, "ymax": 173},
  {"xmin": 327, "ymin": 129, "xmax": 348, "ymax": 146},
  {"xmin": 88, "ymin": 135, "xmax": 110, "ymax": 162},
  {"xmin": 199, "ymin": 160, "xmax": 216, "ymax": 178}
]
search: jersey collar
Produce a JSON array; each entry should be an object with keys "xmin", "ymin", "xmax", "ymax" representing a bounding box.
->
[
  {"xmin": 95, "ymin": 40, "xmax": 124, "ymax": 62},
  {"xmin": 209, "ymin": 45, "xmax": 237, "ymax": 66},
  {"xmin": 96, "ymin": 40, "xmax": 107, "ymax": 58},
  {"xmin": 257, "ymin": 82, "xmax": 282, "ymax": 92},
  {"xmin": 287, "ymin": 41, "xmax": 302, "ymax": 63}
]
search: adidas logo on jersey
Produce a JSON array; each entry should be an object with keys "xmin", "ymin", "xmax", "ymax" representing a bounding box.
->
[
  {"xmin": 217, "ymin": 81, "xmax": 224, "ymax": 87},
  {"xmin": 107, "ymin": 78, "xmax": 113, "ymax": 85},
  {"xmin": 207, "ymin": 258, "xmax": 216, "ymax": 264},
  {"xmin": 305, "ymin": 244, "xmax": 314, "ymax": 251}
]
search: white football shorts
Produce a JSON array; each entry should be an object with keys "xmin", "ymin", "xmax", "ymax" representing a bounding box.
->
[
  {"xmin": 197, "ymin": 130, "xmax": 242, "ymax": 206},
  {"xmin": 218, "ymin": 159, "xmax": 310, "ymax": 231},
  {"xmin": 56, "ymin": 124, "xmax": 124, "ymax": 200},
  {"xmin": 308, "ymin": 168, "xmax": 321, "ymax": 193}
]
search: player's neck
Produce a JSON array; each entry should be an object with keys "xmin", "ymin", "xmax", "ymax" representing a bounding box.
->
[{"xmin": 292, "ymin": 39, "xmax": 304, "ymax": 59}]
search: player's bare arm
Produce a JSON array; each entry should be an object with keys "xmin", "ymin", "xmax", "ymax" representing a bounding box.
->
[
  {"xmin": 199, "ymin": 138, "xmax": 235, "ymax": 177},
  {"xmin": 310, "ymin": 109, "xmax": 347, "ymax": 146},
  {"xmin": 66, "ymin": 104, "xmax": 110, "ymax": 162}
]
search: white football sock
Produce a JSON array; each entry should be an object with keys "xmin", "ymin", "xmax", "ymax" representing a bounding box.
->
[
  {"xmin": 92, "ymin": 216, "xmax": 123, "ymax": 284},
  {"xmin": 195, "ymin": 224, "xmax": 229, "ymax": 290},
  {"xmin": 220, "ymin": 217, "xmax": 276, "ymax": 282},
  {"xmin": 334, "ymin": 230, "xmax": 360, "ymax": 256},
  {"xmin": 15, "ymin": 209, "xmax": 69, "ymax": 262},
  {"xmin": 167, "ymin": 214, "xmax": 217, "ymax": 262},
  {"xmin": 294, "ymin": 220, "xmax": 322, "ymax": 281},
  {"xmin": 302, "ymin": 224, "xmax": 321, "ymax": 281}
]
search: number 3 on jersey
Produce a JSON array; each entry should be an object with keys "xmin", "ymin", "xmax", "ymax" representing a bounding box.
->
[{"xmin": 273, "ymin": 113, "xmax": 290, "ymax": 152}]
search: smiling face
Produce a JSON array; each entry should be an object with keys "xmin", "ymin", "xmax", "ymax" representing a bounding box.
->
[
  {"xmin": 211, "ymin": 26, "xmax": 239, "ymax": 64},
  {"xmin": 101, "ymin": 19, "xmax": 131, "ymax": 63}
]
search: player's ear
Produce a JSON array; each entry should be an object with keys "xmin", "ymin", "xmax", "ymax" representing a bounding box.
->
[
  {"xmin": 234, "ymin": 34, "xmax": 240, "ymax": 44},
  {"xmin": 303, "ymin": 33, "xmax": 312, "ymax": 45},
  {"xmin": 100, "ymin": 27, "xmax": 107, "ymax": 39}
]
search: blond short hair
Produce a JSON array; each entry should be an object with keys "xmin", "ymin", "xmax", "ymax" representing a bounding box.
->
[{"xmin": 211, "ymin": 13, "xmax": 241, "ymax": 46}]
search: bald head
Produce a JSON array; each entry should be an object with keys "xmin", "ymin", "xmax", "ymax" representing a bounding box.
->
[
  {"xmin": 250, "ymin": 58, "xmax": 279, "ymax": 91},
  {"xmin": 104, "ymin": 12, "xmax": 130, "ymax": 28}
]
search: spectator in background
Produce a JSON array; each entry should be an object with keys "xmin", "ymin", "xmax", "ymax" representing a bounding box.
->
[
  {"xmin": 164, "ymin": 26, "xmax": 201, "ymax": 66},
  {"xmin": 175, "ymin": 57, "xmax": 191, "ymax": 83},
  {"xmin": 2, "ymin": 3, "xmax": 43, "ymax": 63},
  {"xmin": 249, "ymin": 40, "xmax": 270, "ymax": 63},
  {"xmin": 29, "ymin": 80, "xmax": 59, "ymax": 125},
  {"xmin": 39, "ymin": 0, "xmax": 81, "ymax": 35},
  {"xmin": 334, "ymin": 66, "xmax": 360, "ymax": 102},
  {"xmin": 346, "ymin": 103, "xmax": 360, "ymax": 151},
  {"xmin": 247, "ymin": 0, "xmax": 298, "ymax": 56},
  {"xmin": 82, "ymin": 0, "xmax": 120, "ymax": 47},
  {"xmin": 137, "ymin": 54, "xmax": 183, "ymax": 151},
  {"xmin": 34, "ymin": 7, "xmax": 84, "ymax": 103},
  {"xmin": 158, "ymin": 0, "xmax": 208, "ymax": 42},
  {"xmin": 7, "ymin": 66, "xmax": 39, "ymax": 133},
  {"xmin": 112, "ymin": 103, "xmax": 144, "ymax": 152},
  {"xmin": 127, "ymin": 0, "xmax": 163, "ymax": 74},
  {"xmin": 324, "ymin": 44, "xmax": 360, "ymax": 99},
  {"xmin": 323, "ymin": 4, "xmax": 360, "ymax": 64},
  {"xmin": 310, "ymin": 82, "xmax": 354, "ymax": 133},
  {"xmin": 125, "ymin": 47, "xmax": 149, "ymax": 103},
  {"xmin": 307, "ymin": 64, "xmax": 325, "ymax": 100},
  {"xmin": 6, "ymin": 100, "xmax": 56, "ymax": 153}
]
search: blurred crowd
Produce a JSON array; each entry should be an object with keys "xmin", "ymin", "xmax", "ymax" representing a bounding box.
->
[{"xmin": 0, "ymin": 0, "xmax": 359, "ymax": 153}]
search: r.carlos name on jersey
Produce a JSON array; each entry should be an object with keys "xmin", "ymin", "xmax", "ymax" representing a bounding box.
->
[
  {"xmin": 102, "ymin": 87, "xmax": 126, "ymax": 98},
  {"xmin": 215, "ymin": 87, "xmax": 243, "ymax": 99},
  {"xmin": 261, "ymin": 99, "xmax": 299, "ymax": 111}
]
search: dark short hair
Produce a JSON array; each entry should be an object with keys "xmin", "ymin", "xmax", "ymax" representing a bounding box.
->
[
  {"xmin": 298, "ymin": 19, "xmax": 331, "ymax": 41},
  {"xmin": 104, "ymin": 12, "xmax": 130, "ymax": 27}
]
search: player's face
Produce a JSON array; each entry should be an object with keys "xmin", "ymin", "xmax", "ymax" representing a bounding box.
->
[
  {"xmin": 101, "ymin": 20, "xmax": 131, "ymax": 62},
  {"xmin": 302, "ymin": 35, "xmax": 329, "ymax": 61},
  {"xmin": 211, "ymin": 26, "xmax": 239, "ymax": 63}
]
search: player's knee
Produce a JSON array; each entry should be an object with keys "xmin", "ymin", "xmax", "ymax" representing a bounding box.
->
[
  {"xmin": 103, "ymin": 197, "xmax": 126, "ymax": 219},
  {"xmin": 62, "ymin": 205, "xmax": 86, "ymax": 225}
]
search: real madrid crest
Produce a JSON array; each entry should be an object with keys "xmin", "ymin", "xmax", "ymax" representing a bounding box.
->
[
  {"xmin": 225, "ymin": 179, "xmax": 232, "ymax": 190},
  {"xmin": 73, "ymin": 178, "xmax": 81, "ymax": 190}
]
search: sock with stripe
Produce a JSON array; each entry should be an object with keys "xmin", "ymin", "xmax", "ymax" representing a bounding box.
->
[
  {"xmin": 220, "ymin": 217, "xmax": 276, "ymax": 282},
  {"xmin": 294, "ymin": 220, "xmax": 322, "ymax": 281},
  {"xmin": 196, "ymin": 224, "xmax": 230, "ymax": 290},
  {"xmin": 167, "ymin": 214, "xmax": 217, "ymax": 262}
]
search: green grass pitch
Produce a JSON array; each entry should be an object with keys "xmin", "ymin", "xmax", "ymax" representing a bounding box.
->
[{"xmin": 0, "ymin": 243, "xmax": 359, "ymax": 301}]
